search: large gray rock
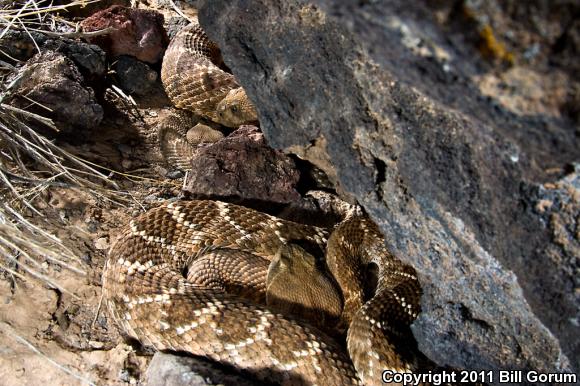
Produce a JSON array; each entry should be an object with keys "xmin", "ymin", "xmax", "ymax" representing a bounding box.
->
[
  {"xmin": 145, "ymin": 352, "xmax": 258, "ymax": 386},
  {"xmin": 197, "ymin": 0, "xmax": 579, "ymax": 376}
]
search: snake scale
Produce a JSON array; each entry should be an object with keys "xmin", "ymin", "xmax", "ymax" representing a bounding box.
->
[
  {"xmin": 150, "ymin": 18, "xmax": 259, "ymax": 170},
  {"xmin": 112, "ymin": 13, "xmax": 423, "ymax": 385},
  {"xmin": 103, "ymin": 200, "xmax": 422, "ymax": 385},
  {"xmin": 161, "ymin": 19, "xmax": 258, "ymax": 128}
]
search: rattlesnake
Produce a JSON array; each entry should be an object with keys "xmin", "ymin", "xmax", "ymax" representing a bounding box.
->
[
  {"xmin": 147, "ymin": 19, "xmax": 258, "ymax": 170},
  {"xmin": 103, "ymin": 200, "xmax": 422, "ymax": 385},
  {"xmin": 161, "ymin": 20, "xmax": 258, "ymax": 127}
]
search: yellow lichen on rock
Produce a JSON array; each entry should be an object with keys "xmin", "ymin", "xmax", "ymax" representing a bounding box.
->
[{"xmin": 478, "ymin": 24, "xmax": 514, "ymax": 65}]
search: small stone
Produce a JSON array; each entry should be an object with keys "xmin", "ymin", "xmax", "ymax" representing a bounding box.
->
[
  {"xmin": 117, "ymin": 144, "xmax": 132, "ymax": 156},
  {"xmin": 152, "ymin": 165, "xmax": 168, "ymax": 177},
  {"xmin": 165, "ymin": 169, "xmax": 185, "ymax": 179},
  {"xmin": 94, "ymin": 237, "xmax": 110, "ymax": 250},
  {"xmin": 121, "ymin": 159, "xmax": 132, "ymax": 170},
  {"xmin": 535, "ymin": 199, "xmax": 553, "ymax": 213},
  {"xmin": 145, "ymin": 352, "xmax": 256, "ymax": 386},
  {"xmin": 89, "ymin": 340, "xmax": 105, "ymax": 349},
  {"xmin": 81, "ymin": 253, "xmax": 92, "ymax": 265},
  {"xmin": 113, "ymin": 55, "xmax": 159, "ymax": 96}
]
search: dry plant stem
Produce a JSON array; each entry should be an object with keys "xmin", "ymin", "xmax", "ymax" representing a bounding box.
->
[
  {"xmin": 0, "ymin": 162, "xmax": 40, "ymax": 214},
  {"xmin": 0, "ymin": 243, "xmax": 77, "ymax": 297},
  {"xmin": 167, "ymin": 0, "xmax": 192, "ymax": 22},
  {"xmin": 1, "ymin": 103, "xmax": 57, "ymax": 129},
  {"xmin": 0, "ymin": 0, "xmax": 153, "ymax": 319},
  {"xmin": 111, "ymin": 85, "xmax": 136, "ymax": 106},
  {"xmin": 0, "ymin": 201, "xmax": 86, "ymax": 295},
  {"xmin": 91, "ymin": 291, "xmax": 105, "ymax": 328},
  {"xmin": 3, "ymin": 204, "xmax": 72, "ymax": 251},
  {"xmin": 0, "ymin": 167, "xmax": 72, "ymax": 188},
  {"xmin": 0, "ymin": 322, "xmax": 97, "ymax": 386},
  {"xmin": 18, "ymin": 15, "xmax": 41, "ymax": 54},
  {"xmin": 0, "ymin": 59, "xmax": 16, "ymax": 71},
  {"xmin": 0, "ymin": 100, "xmax": 125, "ymax": 295},
  {"xmin": 5, "ymin": 24, "xmax": 116, "ymax": 38},
  {"xmin": 0, "ymin": 0, "xmax": 106, "ymax": 58},
  {"xmin": 17, "ymin": 94, "xmax": 55, "ymax": 114},
  {"xmin": 0, "ymin": 235, "xmax": 43, "ymax": 270},
  {"xmin": 0, "ymin": 106, "xmax": 123, "ymax": 198},
  {"xmin": 1, "ymin": 229, "xmax": 85, "ymax": 275},
  {"xmin": 0, "ymin": 0, "xmax": 35, "ymax": 39},
  {"xmin": 0, "ymin": 0, "xmax": 102, "ymax": 22},
  {"xmin": 0, "ymin": 261, "xmax": 27, "ymax": 281}
]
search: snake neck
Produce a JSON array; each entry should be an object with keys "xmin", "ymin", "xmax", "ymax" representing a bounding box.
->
[
  {"xmin": 325, "ymin": 214, "xmax": 423, "ymax": 384},
  {"xmin": 325, "ymin": 215, "xmax": 383, "ymax": 325}
]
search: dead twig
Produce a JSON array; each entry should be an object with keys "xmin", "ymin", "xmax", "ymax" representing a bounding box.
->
[{"xmin": 0, "ymin": 322, "xmax": 97, "ymax": 386}]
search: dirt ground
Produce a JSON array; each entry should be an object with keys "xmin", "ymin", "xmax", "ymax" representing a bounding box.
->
[
  {"xmin": 0, "ymin": 0, "xmax": 578, "ymax": 385},
  {"xmin": 0, "ymin": 182, "xmax": 180, "ymax": 385},
  {"xmin": 0, "ymin": 66, "xmax": 185, "ymax": 384}
]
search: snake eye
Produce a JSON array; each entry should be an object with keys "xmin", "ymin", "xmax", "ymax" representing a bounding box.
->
[{"xmin": 230, "ymin": 105, "xmax": 238, "ymax": 113}]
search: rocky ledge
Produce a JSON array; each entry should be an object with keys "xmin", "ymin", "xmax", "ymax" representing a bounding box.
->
[{"xmin": 197, "ymin": 0, "xmax": 579, "ymax": 376}]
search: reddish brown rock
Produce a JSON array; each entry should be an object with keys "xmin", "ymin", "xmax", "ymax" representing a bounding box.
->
[
  {"xmin": 183, "ymin": 126, "xmax": 301, "ymax": 205},
  {"xmin": 81, "ymin": 5, "xmax": 168, "ymax": 64},
  {"xmin": 65, "ymin": 0, "xmax": 131, "ymax": 19}
]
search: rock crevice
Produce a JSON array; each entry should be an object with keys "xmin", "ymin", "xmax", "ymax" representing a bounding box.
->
[{"xmin": 198, "ymin": 0, "xmax": 578, "ymax": 374}]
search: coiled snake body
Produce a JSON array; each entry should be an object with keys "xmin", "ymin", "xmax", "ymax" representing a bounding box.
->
[
  {"xmin": 103, "ymin": 200, "xmax": 422, "ymax": 385},
  {"xmin": 151, "ymin": 20, "xmax": 259, "ymax": 170},
  {"xmin": 161, "ymin": 20, "xmax": 258, "ymax": 128}
]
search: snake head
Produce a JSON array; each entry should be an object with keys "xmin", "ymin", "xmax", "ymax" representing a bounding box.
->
[
  {"xmin": 216, "ymin": 87, "xmax": 258, "ymax": 127},
  {"xmin": 266, "ymin": 244, "xmax": 343, "ymax": 328}
]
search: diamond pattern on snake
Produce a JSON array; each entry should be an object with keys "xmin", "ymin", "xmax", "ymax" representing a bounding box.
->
[
  {"xmin": 103, "ymin": 200, "xmax": 423, "ymax": 385},
  {"xmin": 151, "ymin": 18, "xmax": 259, "ymax": 170}
]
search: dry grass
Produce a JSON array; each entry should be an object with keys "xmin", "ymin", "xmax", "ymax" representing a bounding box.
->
[
  {"xmin": 0, "ymin": 0, "xmax": 100, "ymax": 38},
  {"xmin": 0, "ymin": 0, "xmax": 131, "ymax": 293},
  {"xmin": 0, "ymin": 92, "xmax": 129, "ymax": 294},
  {"xmin": 0, "ymin": 2, "xmax": 158, "ymax": 383}
]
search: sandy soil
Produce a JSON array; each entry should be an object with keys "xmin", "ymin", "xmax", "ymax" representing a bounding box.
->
[{"xmin": 0, "ymin": 185, "xmax": 152, "ymax": 385}]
